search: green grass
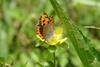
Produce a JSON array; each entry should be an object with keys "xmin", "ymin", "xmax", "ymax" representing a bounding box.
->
[
  {"xmin": 0, "ymin": 0, "xmax": 100, "ymax": 67},
  {"xmin": 49, "ymin": 0, "xmax": 95, "ymax": 67}
]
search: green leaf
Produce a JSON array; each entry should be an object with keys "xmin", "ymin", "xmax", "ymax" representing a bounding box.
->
[{"xmin": 49, "ymin": 0, "xmax": 94, "ymax": 67}]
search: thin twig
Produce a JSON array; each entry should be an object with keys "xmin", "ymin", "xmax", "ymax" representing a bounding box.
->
[{"xmin": 84, "ymin": 26, "xmax": 100, "ymax": 30}]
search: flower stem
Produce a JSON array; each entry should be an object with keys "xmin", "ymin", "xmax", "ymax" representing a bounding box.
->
[{"xmin": 53, "ymin": 51, "xmax": 56, "ymax": 67}]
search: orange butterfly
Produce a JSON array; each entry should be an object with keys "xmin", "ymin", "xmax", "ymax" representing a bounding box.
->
[{"xmin": 36, "ymin": 13, "xmax": 54, "ymax": 40}]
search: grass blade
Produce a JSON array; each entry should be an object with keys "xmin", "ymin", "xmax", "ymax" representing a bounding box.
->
[{"xmin": 49, "ymin": 0, "xmax": 94, "ymax": 67}]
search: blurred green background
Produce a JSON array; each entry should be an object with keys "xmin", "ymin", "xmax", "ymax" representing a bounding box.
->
[{"xmin": 0, "ymin": 0, "xmax": 100, "ymax": 67}]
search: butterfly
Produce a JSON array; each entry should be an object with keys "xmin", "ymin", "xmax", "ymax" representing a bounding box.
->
[
  {"xmin": 36, "ymin": 13, "xmax": 55, "ymax": 40},
  {"xmin": 36, "ymin": 13, "xmax": 67, "ymax": 45}
]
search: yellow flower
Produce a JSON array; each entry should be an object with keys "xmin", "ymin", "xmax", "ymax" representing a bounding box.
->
[{"xmin": 46, "ymin": 27, "xmax": 67, "ymax": 45}]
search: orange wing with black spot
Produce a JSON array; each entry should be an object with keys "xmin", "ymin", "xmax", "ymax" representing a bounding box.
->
[{"xmin": 36, "ymin": 13, "xmax": 54, "ymax": 40}]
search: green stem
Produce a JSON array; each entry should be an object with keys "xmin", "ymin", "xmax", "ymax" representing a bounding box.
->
[{"xmin": 53, "ymin": 51, "xmax": 56, "ymax": 67}]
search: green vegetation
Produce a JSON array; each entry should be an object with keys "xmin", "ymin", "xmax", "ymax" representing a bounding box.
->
[{"xmin": 0, "ymin": 0, "xmax": 100, "ymax": 67}]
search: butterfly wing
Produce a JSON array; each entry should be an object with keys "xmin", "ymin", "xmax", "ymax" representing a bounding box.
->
[{"xmin": 36, "ymin": 24, "xmax": 44, "ymax": 39}]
